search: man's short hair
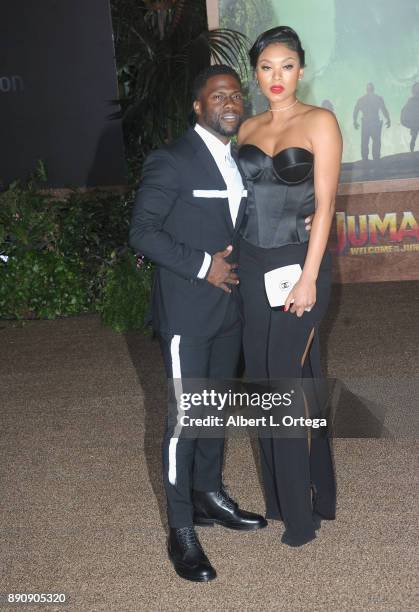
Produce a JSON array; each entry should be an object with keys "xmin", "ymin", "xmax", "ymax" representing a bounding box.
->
[{"xmin": 191, "ymin": 64, "xmax": 241, "ymax": 101}]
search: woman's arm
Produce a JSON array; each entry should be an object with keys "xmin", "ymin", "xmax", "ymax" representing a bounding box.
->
[{"xmin": 285, "ymin": 109, "xmax": 342, "ymax": 317}]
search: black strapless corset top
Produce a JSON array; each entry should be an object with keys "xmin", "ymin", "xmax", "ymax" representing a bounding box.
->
[
  {"xmin": 238, "ymin": 144, "xmax": 314, "ymax": 184},
  {"xmin": 237, "ymin": 145, "xmax": 315, "ymax": 248}
]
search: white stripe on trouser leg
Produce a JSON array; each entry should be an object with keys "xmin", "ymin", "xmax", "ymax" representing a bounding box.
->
[{"xmin": 168, "ymin": 335, "xmax": 183, "ymax": 486}]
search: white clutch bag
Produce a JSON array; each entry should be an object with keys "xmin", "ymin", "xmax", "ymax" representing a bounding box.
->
[{"xmin": 264, "ymin": 264, "xmax": 302, "ymax": 307}]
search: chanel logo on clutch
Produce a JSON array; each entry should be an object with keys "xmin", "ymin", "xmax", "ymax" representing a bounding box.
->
[{"xmin": 264, "ymin": 264, "xmax": 303, "ymax": 307}]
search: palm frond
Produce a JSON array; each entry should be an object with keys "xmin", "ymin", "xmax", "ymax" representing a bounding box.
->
[
  {"xmin": 207, "ymin": 29, "xmax": 249, "ymax": 77},
  {"xmin": 111, "ymin": 0, "xmax": 250, "ymax": 159}
]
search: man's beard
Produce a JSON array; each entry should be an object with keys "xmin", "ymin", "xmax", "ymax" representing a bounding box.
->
[{"xmin": 206, "ymin": 113, "xmax": 242, "ymax": 137}]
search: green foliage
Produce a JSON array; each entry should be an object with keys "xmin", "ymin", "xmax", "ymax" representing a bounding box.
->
[
  {"xmin": 0, "ymin": 179, "xmax": 152, "ymax": 330},
  {"xmin": 0, "ymin": 180, "xmax": 58, "ymax": 255},
  {"xmin": 98, "ymin": 253, "xmax": 154, "ymax": 333},
  {"xmin": 0, "ymin": 251, "xmax": 89, "ymax": 320},
  {"xmin": 56, "ymin": 189, "xmax": 134, "ymax": 301},
  {"xmin": 111, "ymin": 0, "xmax": 249, "ymax": 169}
]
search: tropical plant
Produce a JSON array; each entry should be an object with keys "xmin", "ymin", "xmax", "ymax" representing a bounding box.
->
[
  {"xmin": 110, "ymin": 0, "xmax": 249, "ymax": 171},
  {"xmin": 0, "ymin": 174, "xmax": 152, "ymax": 330},
  {"xmin": 98, "ymin": 251, "xmax": 154, "ymax": 332},
  {"xmin": 0, "ymin": 250, "xmax": 90, "ymax": 320}
]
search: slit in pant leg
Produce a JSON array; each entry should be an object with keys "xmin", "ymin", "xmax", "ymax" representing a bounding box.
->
[
  {"xmin": 300, "ymin": 328, "xmax": 315, "ymax": 454},
  {"xmin": 303, "ymin": 329, "xmax": 337, "ymax": 521}
]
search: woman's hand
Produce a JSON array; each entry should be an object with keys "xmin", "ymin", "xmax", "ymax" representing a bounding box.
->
[{"xmin": 284, "ymin": 278, "xmax": 316, "ymax": 317}]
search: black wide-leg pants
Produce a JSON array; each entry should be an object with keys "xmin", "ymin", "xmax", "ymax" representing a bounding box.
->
[
  {"xmin": 159, "ymin": 300, "xmax": 242, "ymax": 528},
  {"xmin": 239, "ymin": 238, "xmax": 336, "ymax": 543}
]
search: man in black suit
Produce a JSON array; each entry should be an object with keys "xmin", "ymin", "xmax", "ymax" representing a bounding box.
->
[{"xmin": 130, "ymin": 65, "xmax": 267, "ymax": 582}]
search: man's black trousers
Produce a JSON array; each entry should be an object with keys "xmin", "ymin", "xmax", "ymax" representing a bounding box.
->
[{"xmin": 158, "ymin": 300, "xmax": 242, "ymax": 528}]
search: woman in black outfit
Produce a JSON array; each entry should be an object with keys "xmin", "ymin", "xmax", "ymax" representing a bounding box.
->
[{"xmin": 237, "ymin": 27, "xmax": 342, "ymax": 546}]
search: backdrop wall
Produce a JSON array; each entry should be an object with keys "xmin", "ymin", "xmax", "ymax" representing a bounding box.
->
[
  {"xmin": 0, "ymin": 0, "xmax": 126, "ymax": 189},
  {"xmin": 207, "ymin": 0, "xmax": 419, "ymax": 282}
]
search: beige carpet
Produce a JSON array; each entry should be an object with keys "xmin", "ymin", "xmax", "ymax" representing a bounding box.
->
[{"xmin": 1, "ymin": 282, "xmax": 418, "ymax": 611}]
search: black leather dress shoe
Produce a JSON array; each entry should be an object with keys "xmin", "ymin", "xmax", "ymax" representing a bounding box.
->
[
  {"xmin": 193, "ymin": 487, "xmax": 268, "ymax": 531},
  {"xmin": 168, "ymin": 527, "xmax": 216, "ymax": 582}
]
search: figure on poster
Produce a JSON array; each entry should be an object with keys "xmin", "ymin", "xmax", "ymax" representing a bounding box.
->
[
  {"xmin": 401, "ymin": 82, "xmax": 419, "ymax": 153},
  {"xmin": 353, "ymin": 82, "xmax": 391, "ymax": 162},
  {"xmin": 237, "ymin": 26, "xmax": 341, "ymax": 547}
]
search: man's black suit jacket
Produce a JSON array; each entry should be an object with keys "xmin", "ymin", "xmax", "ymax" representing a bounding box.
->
[{"xmin": 129, "ymin": 127, "xmax": 248, "ymax": 336}]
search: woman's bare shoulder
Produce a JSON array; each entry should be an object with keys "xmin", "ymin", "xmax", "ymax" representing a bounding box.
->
[
  {"xmin": 304, "ymin": 105, "xmax": 340, "ymax": 128},
  {"xmin": 302, "ymin": 105, "xmax": 341, "ymax": 142},
  {"xmin": 304, "ymin": 107, "xmax": 343, "ymax": 160}
]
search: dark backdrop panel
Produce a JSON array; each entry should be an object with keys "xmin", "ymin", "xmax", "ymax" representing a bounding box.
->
[{"xmin": 0, "ymin": 0, "xmax": 126, "ymax": 188}]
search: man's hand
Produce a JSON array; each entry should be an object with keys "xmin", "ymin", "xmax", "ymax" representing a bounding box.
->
[
  {"xmin": 206, "ymin": 245, "xmax": 239, "ymax": 293},
  {"xmin": 386, "ymin": 120, "xmax": 391, "ymax": 128},
  {"xmin": 354, "ymin": 122, "xmax": 359, "ymax": 130}
]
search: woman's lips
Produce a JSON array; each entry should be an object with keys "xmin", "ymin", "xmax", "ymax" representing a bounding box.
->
[{"xmin": 270, "ymin": 85, "xmax": 284, "ymax": 94}]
